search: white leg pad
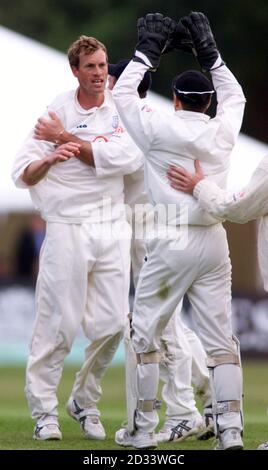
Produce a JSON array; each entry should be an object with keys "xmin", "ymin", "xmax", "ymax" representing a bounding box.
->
[
  {"xmin": 135, "ymin": 361, "xmax": 160, "ymax": 433},
  {"xmin": 208, "ymin": 360, "xmax": 243, "ymax": 434},
  {"xmin": 124, "ymin": 333, "xmax": 138, "ymax": 434}
]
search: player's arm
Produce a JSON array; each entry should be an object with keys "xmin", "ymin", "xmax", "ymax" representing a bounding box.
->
[
  {"xmin": 92, "ymin": 132, "xmax": 144, "ymax": 177},
  {"xmin": 35, "ymin": 111, "xmax": 143, "ymax": 176},
  {"xmin": 113, "ymin": 14, "xmax": 176, "ymax": 154},
  {"xmin": 183, "ymin": 12, "xmax": 245, "ymax": 144},
  {"xmin": 168, "ymin": 158, "xmax": 268, "ymax": 223},
  {"xmin": 34, "ymin": 111, "xmax": 94, "ymax": 166},
  {"xmin": 167, "ymin": 160, "xmax": 205, "ymax": 194},
  {"xmin": 22, "ymin": 142, "xmax": 81, "ymax": 186}
]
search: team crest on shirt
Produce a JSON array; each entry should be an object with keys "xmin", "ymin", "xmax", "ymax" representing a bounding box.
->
[
  {"xmin": 112, "ymin": 115, "xmax": 119, "ymax": 128},
  {"xmin": 233, "ymin": 191, "xmax": 245, "ymax": 201},
  {"xmin": 113, "ymin": 126, "xmax": 125, "ymax": 134},
  {"xmin": 141, "ymin": 104, "xmax": 153, "ymax": 113}
]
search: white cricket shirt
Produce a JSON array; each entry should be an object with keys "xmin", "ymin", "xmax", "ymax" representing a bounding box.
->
[
  {"xmin": 12, "ymin": 89, "xmax": 142, "ymax": 223},
  {"xmin": 113, "ymin": 60, "xmax": 246, "ymax": 226}
]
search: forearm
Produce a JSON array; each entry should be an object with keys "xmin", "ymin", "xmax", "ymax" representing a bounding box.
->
[
  {"xmin": 193, "ymin": 179, "xmax": 261, "ymax": 223},
  {"xmin": 56, "ymin": 131, "xmax": 95, "ymax": 166},
  {"xmin": 22, "ymin": 141, "xmax": 80, "ymax": 185},
  {"xmin": 22, "ymin": 157, "xmax": 53, "ymax": 185}
]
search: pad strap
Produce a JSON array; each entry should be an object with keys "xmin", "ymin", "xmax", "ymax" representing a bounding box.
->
[
  {"xmin": 213, "ymin": 400, "xmax": 241, "ymax": 414},
  {"xmin": 207, "ymin": 354, "xmax": 240, "ymax": 368},
  {"xmin": 137, "ymin": 351, "xmax": 162, "ymax": 364},
  {"xmin": 137, "ymin": 399, "xmax": 161, "ymax": 412}
]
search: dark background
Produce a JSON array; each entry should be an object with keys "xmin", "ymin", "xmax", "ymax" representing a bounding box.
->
[{"xmin": 1, "ymin": 0, "xmax": 267, "ymax": 143}]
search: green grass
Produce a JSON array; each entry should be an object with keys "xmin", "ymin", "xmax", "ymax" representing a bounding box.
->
[{"xmin": 0, "ymin": 361, "xmax": 267, "ymax": 450}]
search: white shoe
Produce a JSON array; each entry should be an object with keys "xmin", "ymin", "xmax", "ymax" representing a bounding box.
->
[
  {"xmin": 197, "ymin": 411, "xmax": 215, "ymax": 441},
  {"xmin": 157, "ymin": 416, "xmax": 205, "ymax": 443},
  {"xmin": 66, "ymin": 397, "xmax": 106, "ymax": 440},
  {"xmin": 33, "ymin": 415, "xmax": 62, "ymax": 441},
  {"xmin": 257, "ymin": 441, "xmax": 268, "ymax": 450},
  {"xmin": 215, "ymin": 428, "xmax": 243, "ymax": 450},
  {"xmin": 115, "ymin": 427, "xmax": 157, "ymax": 449}
]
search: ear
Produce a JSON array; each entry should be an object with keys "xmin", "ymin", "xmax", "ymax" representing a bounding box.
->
[
  {"xmin": 173, "ymin": 94, "xmax": 183, "ymax": 110},
  {"xmin": 71, "ymin": 65, "xmax": 79, "ymax": 78}
]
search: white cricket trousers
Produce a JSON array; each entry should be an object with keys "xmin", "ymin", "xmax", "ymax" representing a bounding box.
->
[
  {"xmin": 26, "ymin": 220, "xmax": 131, "ymax": 419},
  {"xmin": 132, "ymin": 223, "xmax": 242, "ymax": 432},
  {"xmin": 131, "ymin": 228, "xmax": 209, "ymax": 419},
  {"xmin": 160, "ymin": 311, "xmax": 210, "ymax": 419}
]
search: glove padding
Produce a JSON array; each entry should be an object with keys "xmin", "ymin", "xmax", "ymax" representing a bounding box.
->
[
  {"xmin": 181, "ymin": 11, "xmax": 221, "ymax": 71},
  {"xmin": 163, "ymin": 19, "xmax": 193, "ymax": 55},
  {"xmin": 135, "ymin": 13, "xmax": 177, "ymax": 71}
]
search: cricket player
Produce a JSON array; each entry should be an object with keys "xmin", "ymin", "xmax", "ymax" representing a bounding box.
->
[
  {"xmin": 167, "ymin": 157, "xmax": 268, "ymax": 451},
  {"xmin": 35, "ymin": 58, "xmax": 212, "ymax": 443},
  {"xmin": 12, "ymin": 35, "xmax": 142, "ymax": 441},
  {"xmin": 113, "ymin": 12, "xmax": 246, "ymax": 449},
  {"xmin": 108, "ymin": 59, "xmax": 213, "ymax": 443}
]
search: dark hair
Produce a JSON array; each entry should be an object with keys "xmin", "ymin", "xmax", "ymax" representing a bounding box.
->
[
  {"xmin": 108, "ymin": 59, "xmax": 152, "ymax": 96},
  {"xmin": 172, "ymin": 70, "xmax": 214, "ymax": 112}
]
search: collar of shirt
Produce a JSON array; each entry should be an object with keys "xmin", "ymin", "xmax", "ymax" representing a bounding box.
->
[
  {"xmin": 74, "ymin": 89, "xmax": 114, "ymax": 115},
  {"xmin": 174, "ymin": 109, "xmax": 210, "ymax": 122}
]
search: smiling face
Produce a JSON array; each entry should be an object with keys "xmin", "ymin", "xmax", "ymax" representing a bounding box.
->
[{"xmin": 71, "ymin": 49, "xmax": 108, "ymax": 98}]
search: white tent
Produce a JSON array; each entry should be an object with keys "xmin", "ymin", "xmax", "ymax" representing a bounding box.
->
[
  {"xmin": 0, "ymin": 26, "xmax": 77, "ymax": 212},
  {"xmin": 1, "ymin": 25, "xmax": 267, "ymax": 213}
]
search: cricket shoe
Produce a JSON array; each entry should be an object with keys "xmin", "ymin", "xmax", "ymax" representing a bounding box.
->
[
  {"xmin": 257, "ymin": 441, "xmax": 268, "ymax": 450},
  {"xmin": 197, "ymin": 408, "xmax": 215, "ymax": 441},
  {"xmin": 156, "ymin": 415, "xmax": 205, "ymax": 443},
  {"xmin": 33, "ymin": 414, "xmax": 62, "ymax": 440},
  {"xmin": 215, "ymin": 428, "xmax": 243, "ymax": 450},
  {"xmin": 115, "ymin": 427, "xmax": 157, "ymax": 449},
  {"xmin": 66, "ymin": 397, "xmax": 105, "ymax": 440}
]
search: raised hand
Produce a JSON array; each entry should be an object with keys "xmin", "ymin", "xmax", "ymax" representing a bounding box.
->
[
  {"xmin": 135, "ymin": 13, "xmax": 177, "ymax": 71},
  {"xmin": 181, "ymin": 12, "xmax": 222, "ymax": 71},
  {"xmin": 163, "ymin": 19, "xmax": 193, "ymax": 54}
]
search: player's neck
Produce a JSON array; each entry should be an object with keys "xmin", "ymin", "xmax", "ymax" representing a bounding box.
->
[{"xmin": 77, "ymin": 88, "xmax": 105, "ymax": 110}]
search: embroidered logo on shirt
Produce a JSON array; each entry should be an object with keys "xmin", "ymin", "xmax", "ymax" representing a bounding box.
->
[
  {"xmin": 77, "ymin": 124, "xmax": 87, "ymax": 128},
  {"xmin": 112, "ymin": 115, "xmax": 119, "ymax": 129},
  {"xmin": 141, "ymin": 104, "xmax": 153, "ymax": 113},
  {"xmin": 112, "ymin": 126, "xmax": 125, "ymax": 135},
  {"xmin": 233, "ymin": 191, "xmax": 245, "ymax": 201}
]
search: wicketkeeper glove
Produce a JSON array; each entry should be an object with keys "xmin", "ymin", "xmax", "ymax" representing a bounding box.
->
[
  {"xmin": 134, "ymin": 13, "xmax": 177, "ymax": 71},
  {"xmin": 163, "ymin": 19, "xmax": 194, "ymax": 54},
  {"xmin": 181, "ymin": 11, "xmax": 224, "ymax": 71}
]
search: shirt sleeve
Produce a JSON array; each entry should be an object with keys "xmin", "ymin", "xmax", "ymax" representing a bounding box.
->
[
  {"xmin": 194, "ymin": 156, "xmax": 268, "ymax": 223},
  {"xmin": 11, "ymin": 94, "xmax": 66, "ymax": 188},
  {"xmin": 258, "ymin": 215, "xmax": 268, "ymax": 292},
  {"xmin": 210, "ymin": 64, "xmax": 246, "ymax": 150},
  {"xmin": 112, "ymin": 60, "xmax": 164, "ymax": 155},
  {"xmin": 12, "ymin": 131, "xmax": 55, "ymax": 188},
  {"xmin": 92, "ymin": 129, "xmax": 144, "ymax": 177}
]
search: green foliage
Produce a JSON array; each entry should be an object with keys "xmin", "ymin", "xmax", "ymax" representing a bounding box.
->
[{"xmin": 0, "ymin": 0, "xmax": 267, "ymax": 142}]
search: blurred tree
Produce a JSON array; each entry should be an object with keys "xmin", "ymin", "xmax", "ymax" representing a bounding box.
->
[{"xmin": 0, "ymin": 0, "xmax": 267, "ymax": 142}]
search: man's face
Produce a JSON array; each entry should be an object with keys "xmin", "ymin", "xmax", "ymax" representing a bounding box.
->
[{"xmin": 72, "ymin": 49, "xmax": 108, "ymax": 96}]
